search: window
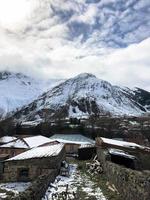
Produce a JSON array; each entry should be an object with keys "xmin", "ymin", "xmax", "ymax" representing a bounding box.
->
[{"xmin": 18, "ymin": 168, "xmax": 29, "ymax": 181}]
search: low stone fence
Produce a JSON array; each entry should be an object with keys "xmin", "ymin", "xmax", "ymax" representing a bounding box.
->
[
  {"xmin": 105, "ymin": 161, "xmax": 150, "ymax": 200},
  {"xmin": 11, "ymin": 169, "xmax": 57, "ymax": 200}
]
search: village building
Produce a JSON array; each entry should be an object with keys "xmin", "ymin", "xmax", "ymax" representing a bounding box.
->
[
  {"xmin": 96, "ymin": 137, "xmax": 150, "ymax": 170},
  {"xmin": 96, "ymin": 137, "xmax": 150, "ymax": 200},
  {"xmin": 2, "ymin": 143, "xmax": 65, "ymax": 182},
  {"xmin": 0, "ymin": 135, "xmax": 53, "ymax": 158},
  {"xmin": 50, "ymin": 134, "xmax": 95, "ymax": 154},
  {"xmin": 78, "ymin": 144, "xmax": 96, "ymax": 160}
]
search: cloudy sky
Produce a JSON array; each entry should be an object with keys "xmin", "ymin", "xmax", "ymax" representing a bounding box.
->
[{"xmin": 0, "ymin": 0, "xmax": 150, "ymax": 90}]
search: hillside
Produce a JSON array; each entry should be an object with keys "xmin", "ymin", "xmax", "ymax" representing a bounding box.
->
[
  {"xmin": 0, "ymin": 71, "xmax": 61, "ymax": 118},
  {"xmin": 13, "ymin": 73, "xmax": 147, "ymax": 122}
]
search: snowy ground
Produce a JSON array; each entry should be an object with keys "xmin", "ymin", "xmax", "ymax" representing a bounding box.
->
[
  {"xmin": 0, "ymin": 182, "xmax": 31, "ymax": 199},
  {"xmin": 42, "ymin": 164, "xmax": 107, "ymax": 200}
]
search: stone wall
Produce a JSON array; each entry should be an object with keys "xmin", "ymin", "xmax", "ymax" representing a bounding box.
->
[
  {"xmin": 97, "ymin": 147, "xmax": 150, "ymax": 200},
  {"xmin": 0, "ymin": 147, "xmax": 26, "ymax": 158},
  {"xmin": 3, "ymin": 146, "xmax": 65, "ymax": 182},
  {"xmin": 106, "ymin": 161, "xmax": 150, "ymax": 200},
  {"xmin": 65, "ymin": 144, "xmax": 80, "ymax": 154},
  {"xmin": 10, "ymin": 169, "xmax": 57, "ymax": 200}
]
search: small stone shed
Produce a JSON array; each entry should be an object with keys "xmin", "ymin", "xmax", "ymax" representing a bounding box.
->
[
  {"xmin": 96, "ymin": 137, "xmax": 150, "ymax": 200},
  {"xmin": 96, "ymin": 137, "xmax": 150, "ymax": 170},
  {"xmin": 50, "ymin": 134, "xmax": 95, "ymax": 154},
  {"xmin": 2, "ymin": 143, "xmax": 65, "ymax": 182},
  {"xmin": 0, "ymin": 135, "xmax": 53, "ymax": 158}
]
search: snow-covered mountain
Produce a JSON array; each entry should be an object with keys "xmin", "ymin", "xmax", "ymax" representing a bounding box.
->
[
  {"xmin": 13, "ymin": 73, "xmax": 147, "ymax": 122},
  {"xmin": 0, "ymin": 71, "xmax": 62, "ymax": 117}
]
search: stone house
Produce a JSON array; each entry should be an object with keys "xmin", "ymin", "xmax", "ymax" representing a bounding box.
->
[
  {"xmin": 0, "ymin": 135, "xmax": 53, "ymax": 158},
  {"xmin": 50, "ymin": 134, "xmax": 95, "ymax": 154},
  {"xmin": 2, "ymin": 143, "xmax": 65, "ymax": 182}
]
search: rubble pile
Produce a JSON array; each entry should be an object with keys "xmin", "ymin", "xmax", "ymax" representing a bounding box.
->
[{"xmin": 86, "ymin": 156, "xmax": 103, "ymax": 175}]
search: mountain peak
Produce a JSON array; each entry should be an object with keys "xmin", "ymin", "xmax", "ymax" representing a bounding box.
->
[
  {"xmin": 12, "ymin": 73, "xmax": 146, "ymax": 121},
  {"xmin": 73, "ymin": 73, "xmax": 96, "ymax": 80}
]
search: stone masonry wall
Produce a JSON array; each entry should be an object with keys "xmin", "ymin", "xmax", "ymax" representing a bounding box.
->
[
  {"xmin": 3, "ymin": 146, "xmax": 65, "ymax": 182},
  {"xmin": 97, "ymin": 147, "xmax": 150, "ymax": 200},
  {"xmin": 10, "ymin": 169, "xmax": 57, "ymax": 200},
  {"xmin": 3, "ymin": 157, "xmax": 58, "ymax": 182},
  {"xmin": 106, "ymin": 161, "xmax": 150, "ymax": 200}
]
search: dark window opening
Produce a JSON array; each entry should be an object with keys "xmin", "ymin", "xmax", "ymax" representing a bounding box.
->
[
  {"xmin": 18, "ymin": 168, "xmax": 29, "ymax": 181},
  {"xmin": 110, "ymin": 154, "xmax": 136, "ymax": 169}
]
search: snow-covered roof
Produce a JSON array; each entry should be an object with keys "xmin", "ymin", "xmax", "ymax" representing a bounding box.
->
[
  {"xmin": 50, "ymin": 134, "xmax": 95, "ymax": 145},
  {"xmin": 7, "ymin": 143, "xmax": 64, "ymax": 161},
  {"xmin": 0, "ymin": 135, "xmax": 53, "ymax": 149},
  {"xmin": 79, "ymin": 144, "xmax": 95, "ymax": 149},
  {"xmin": 108, "ymin": 148, "xmax": 136, "ymax": 159},
  {"xmin": 99, "ymin": 137, "xmax": 146, "ymax": 149},
  {"xmin": 21, "ymin": 120, "xmax": 42, "ymax": 127},
  {"xmin": 0, "ymin": 136, "xmax": 17, "ymax": 144},
  {"xmin": 0, "ymin": 139, "xmax": 28, "ymax": 149}
]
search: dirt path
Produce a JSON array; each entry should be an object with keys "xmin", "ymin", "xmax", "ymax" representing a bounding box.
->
[{"xmin": 42, "ymin": 164, "xmax": 107, "ymax": 200}]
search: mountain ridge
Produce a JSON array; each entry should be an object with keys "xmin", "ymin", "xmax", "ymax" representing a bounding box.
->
[
  {"xmin": 0, "ymin": 71, "xmax": 62, "ymax": 118},
  {"xmin": 11, "ymin": 73, "xmax": 149, "ymax": 122}
]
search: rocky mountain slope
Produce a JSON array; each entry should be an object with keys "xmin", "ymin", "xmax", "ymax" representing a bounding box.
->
[
  {"xmin": 13, "ymin": 73, "xmax": 147, "ymax": 122},
  {"xmin": 0, "ymin": 71, "xmax": 61, "ymax": 118},
  {"xmin": 133, "ymin": 88, "xmax": 150, "ymax": 111}
]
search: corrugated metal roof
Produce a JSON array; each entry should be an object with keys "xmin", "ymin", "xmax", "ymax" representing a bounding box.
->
[
  {"xmin": 50, "ymin": 134, "xmax": 95, "ymax": 145},
  {"xmin": 7, "ymin": 143, "xmax": 64, "ymax": 161}
]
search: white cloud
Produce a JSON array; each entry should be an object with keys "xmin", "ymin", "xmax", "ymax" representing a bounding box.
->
[{"xmin": 0, "ymin": 0, "xmax": 149, "ymax": 91}]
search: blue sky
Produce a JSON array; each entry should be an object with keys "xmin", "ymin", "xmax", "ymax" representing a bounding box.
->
[{"xmin": 0, "ymin": 0, "xmax": 150, "ymax": 90}]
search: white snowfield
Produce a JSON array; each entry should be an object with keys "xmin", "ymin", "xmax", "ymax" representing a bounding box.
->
[
  {"xmin": 0, "ymin": 135, "xmax": 53, "ymax": 149},
  {"xmin": 50, "ymin": 134, "xmax": 95, "ymax": 145},
  {"xmin": 0, "ymin": 71, "xmax": 62, "ymax": 117},
  {"xmin": 100, "ymin": 137, "xmax": 147, "ymax": 149},
  {"xmin": 7, "ymin": 143, "xmax": 64, "ymax": 161}
]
